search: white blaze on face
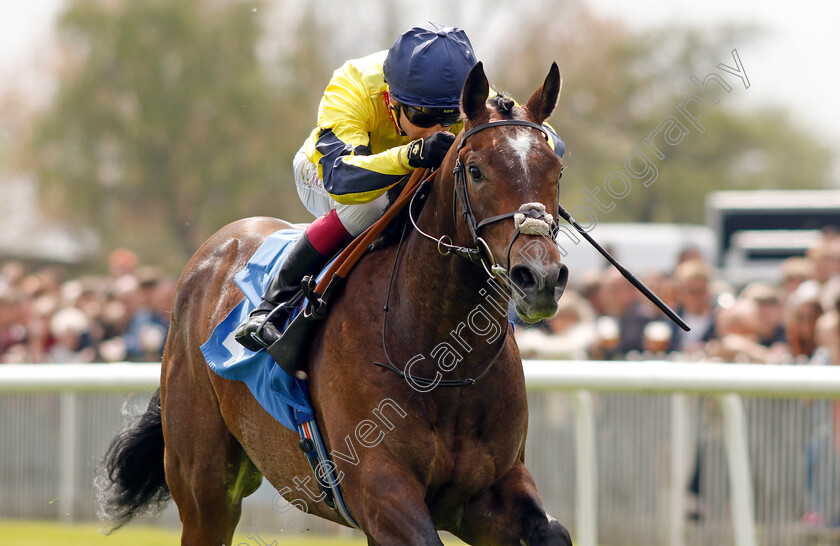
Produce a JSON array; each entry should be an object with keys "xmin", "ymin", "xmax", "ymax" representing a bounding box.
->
[{"xmin": 507, "ymin": 132, "xmax": 534, "ymax": 176}]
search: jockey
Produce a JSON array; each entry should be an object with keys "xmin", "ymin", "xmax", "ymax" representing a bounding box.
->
[{"xmin": 235, "ymin": 22, "xmax": 565, "ymax": 351}]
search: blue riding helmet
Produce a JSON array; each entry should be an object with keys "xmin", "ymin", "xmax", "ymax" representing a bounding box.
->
[{"xmin": 384, "ymin": 22, "xmax": 477, "ymax": 109}]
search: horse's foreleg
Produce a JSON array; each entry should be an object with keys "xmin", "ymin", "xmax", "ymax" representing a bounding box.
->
[
  {"xmin": 457, "ymin": 461, "xmax": 572, "ymax": 546},
  {"xmin": 351, "ymin": 463, "xmax": 444, "ymax": 546}
]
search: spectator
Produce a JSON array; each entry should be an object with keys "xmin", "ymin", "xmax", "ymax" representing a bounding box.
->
[
  {"xmin": 704, "ymin": 298, "xmax": 769, "ymax": 363},
  {"xmin": 642, "ymin": 321, "xmax": 673, "ymax": 356},
  {"xmin": 676, "ymin": 245, "xmax": 705, "ymax": 267},
  {"xmin": 48, "ymin": 306, "xmax": 94, "ymax": 363},
  {"xmin": 26, "ymin": 295, "xmax": 57, "ymax": 363},
  {"xmin": 71, "ymin": 277, "xmax": 108, "ymax": 345},
  {"xmin": 578, "ymin": 270, "xmax": 605, "ymax": 317},
  {"xmin": 640, "ymin": 271, "xmax": 678, "ymax": 321},
  {"xmin": 669, "ymin": 259, "xmax": 717, "ymax": 355},
  {"xmin": 0, "ymin": 292, "xmax": 30, "ymax": 360},
  {"xmin": 811, "ymin": 309, "xmax": 840, "ymax": 366},
  {"xmin": 740, "ymin": 282, "xmax": 788, "ymax": 353},
  {"xmin": 99, "ymin": 297, "xmax": 130, "ymax": 342},
  {"xmin": 108, "ymin": 248, "xmax": 139, "ymax": 279},
  {"xmin": 779, "ymin": 257, "xmax": 814, "ymax": 306},
  {"xmin": 36, "ymin": 266, "xmax": 67, "ymax": 299},
  {"xmin": 785, "ymin": 287, "xmax": 823, "ymax": 361},
  {"xmin": 516, "ymin": 291, "xmax": 597, "ymax": 360},
  {"xmin": 122, "ymin": 267, "xmax": 169, "ymax": 361},
  {"xmin": 151, "ymin": 276, "xmax": 176, "ymax": 330},
  {"xmin": 103, "ymin": 276, "xmax": 135, "ymax": 340},
  {"xmin": 594, "ymin": 268, "xmax": 651, "ymax": 357},
  {"xmin": 0, "ymin": 260, "xmax": 26, "ymax": 292},
  {"xmin": 808, "ymin": 243, "xmax": 840, "ymax": 287},
  {"xmin": 803, "ymin": 242, "xmax": 840, "ymax": 311}
]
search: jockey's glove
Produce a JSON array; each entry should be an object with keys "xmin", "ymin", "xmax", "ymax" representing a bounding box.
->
[{"xmin": 406, "ymin": 131, "xmax": 456, "ymax": 169}]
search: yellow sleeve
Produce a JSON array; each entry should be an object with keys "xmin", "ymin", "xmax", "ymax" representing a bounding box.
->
[{"xmin": 309, "ymin": 60, "xmax": 412, "ymax": 205}]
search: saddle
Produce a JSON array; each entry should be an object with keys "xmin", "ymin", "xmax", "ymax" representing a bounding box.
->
[{"xmin": 267, "ymin": 167, "xmax": 432, "ymax": 378}]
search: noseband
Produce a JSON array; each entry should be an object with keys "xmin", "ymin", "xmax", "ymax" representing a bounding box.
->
[{"xmin": 409, "ymin": 119, "xmax": 561, "ymax": 286}]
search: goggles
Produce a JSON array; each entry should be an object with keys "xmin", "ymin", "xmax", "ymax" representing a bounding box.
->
[{"xmin": 397, "ymin": 103, "xmax": 461, "ymax": 128}]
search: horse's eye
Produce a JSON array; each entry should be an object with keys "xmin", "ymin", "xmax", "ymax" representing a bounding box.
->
[{"xmin": 468, "ymin": 165, "xmax": 483, "ymax": 182}]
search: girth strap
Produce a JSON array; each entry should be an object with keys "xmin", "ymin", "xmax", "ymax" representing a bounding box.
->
[{"xmin": 296, "ymin": 415, "xmax": 362, "ymax": 530}]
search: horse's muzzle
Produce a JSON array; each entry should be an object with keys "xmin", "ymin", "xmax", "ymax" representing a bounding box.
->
[{"xmin": 509, "ymin": 261, "xmax": 568, "ymax": 322}]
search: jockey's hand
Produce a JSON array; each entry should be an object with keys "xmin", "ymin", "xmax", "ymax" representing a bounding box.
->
[{"xmin": 406, "ymin": 131, "xmax": 456, "ymax": 169}]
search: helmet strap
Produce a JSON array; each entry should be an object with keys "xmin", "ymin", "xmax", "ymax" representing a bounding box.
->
[{"xmin": 384, "ymin": 91, "xmax": 407, "ymax": 137}]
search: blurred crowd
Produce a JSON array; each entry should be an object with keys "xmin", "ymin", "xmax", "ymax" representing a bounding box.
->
[
  {"xmin": 515, "ymin": 230, "xmax": 840, "ymax": 367},
  {"xmin": 0, "ymin": 249, "xmax": 176, "ymax": 364},
  {"xmin": 2, "ymin": 231, "xmax": 840, "ymax": 366}
]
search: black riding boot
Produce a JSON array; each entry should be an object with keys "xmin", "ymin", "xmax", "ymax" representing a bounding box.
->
[{"xmin": 234, "ymin": 233, "xmax": 327, "ymax": 351}]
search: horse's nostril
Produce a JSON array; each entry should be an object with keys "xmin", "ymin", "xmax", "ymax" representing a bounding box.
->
[
  {"xmin": 511, "ymin": 266, "xmax": 538, "ymax": 292},
  {"xmin": 555, "ymin": 265, "xmax": 569, "ymax": 300}
]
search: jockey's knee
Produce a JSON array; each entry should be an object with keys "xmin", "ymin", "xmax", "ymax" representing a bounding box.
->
[{"xmin": 335, "ymin": 194, "xmax": 390, "ymax": 236}]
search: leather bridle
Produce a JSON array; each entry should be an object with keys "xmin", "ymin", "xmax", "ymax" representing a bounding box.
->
[{"xmin": 409, "ymin": 119, "xmax": 561, "ymax": 286}]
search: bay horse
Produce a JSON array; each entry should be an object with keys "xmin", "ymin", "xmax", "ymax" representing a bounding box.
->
[{"xmin": 98, "ymin": 62, "xmax": 573, "ymax": 545}]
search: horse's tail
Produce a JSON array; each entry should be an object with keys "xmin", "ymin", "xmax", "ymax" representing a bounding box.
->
[{"xmin": 96, "ymin": 388, "xmax": 170, "ymax": 534}]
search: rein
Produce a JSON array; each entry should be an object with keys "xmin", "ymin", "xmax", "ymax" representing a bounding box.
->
[{"xmin": 373, "ymin": 218, "xmax": 508, "ymax": 388}]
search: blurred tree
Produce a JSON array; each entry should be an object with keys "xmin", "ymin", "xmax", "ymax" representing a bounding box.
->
[
  {"xmin": 19, "ymin": 0, "xmax": 836, "ymax": 272},
  {"xmin": 0, "ymin": 87, "xmax": 33, "ymax": 168},
  {"xmin": 27, "ymin": 0, "xmax": 313, "ymax": 268},
  {"xmin": 491, "ymin": 1, "xmax": 834, "ymax": 224}
]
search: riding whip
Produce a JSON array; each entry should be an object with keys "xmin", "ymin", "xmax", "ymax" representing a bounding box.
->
[{"xmin": 556, "ymin": 204, "xmax": 690, "ymax": 332}]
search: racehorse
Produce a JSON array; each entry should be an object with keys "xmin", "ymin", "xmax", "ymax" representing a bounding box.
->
[{"xmin": 98, "ymin": 62, "xmax": 573, "ymax": 545}]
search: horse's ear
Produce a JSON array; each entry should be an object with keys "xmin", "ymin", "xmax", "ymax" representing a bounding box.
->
[
  {"xmin": 525, "ymin": 62, "xmax": 562, "ymax": 124},
  {"xmin": 461, "ymin": 61, "xmax": 489, "ymax": 121}
]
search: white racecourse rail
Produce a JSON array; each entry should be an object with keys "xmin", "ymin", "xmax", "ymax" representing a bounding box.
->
[{"xmin": 2, "ymin": 361, "xmax": 840, "ymax": 546}]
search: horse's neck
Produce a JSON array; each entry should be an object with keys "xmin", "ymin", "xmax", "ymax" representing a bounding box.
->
[{"xmin": 389, "ymin": 175, "xmax": 510, "ymax": 364}]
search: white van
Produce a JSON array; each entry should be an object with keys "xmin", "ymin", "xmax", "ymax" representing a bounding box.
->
[
  {"xmin": 706, "ymin": 190, "xmax": 840, "ymax": 284},
  {"xmin": 723, "ymin": 229, "xmax": 824, "ymax": 285}
]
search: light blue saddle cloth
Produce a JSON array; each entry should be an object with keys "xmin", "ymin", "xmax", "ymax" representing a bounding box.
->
[{"xmin": 200, "ymin": 228, "xmax": 335, "ymax": 430}]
